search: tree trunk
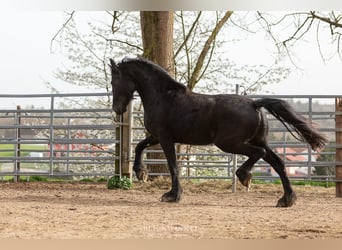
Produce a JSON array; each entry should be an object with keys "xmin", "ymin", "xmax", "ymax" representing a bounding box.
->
[
  {"xmin": 140, "ymin": 11, "xmax": 175, "ymax": 177},
  {"xmin": 140, "ymin": 11, "xmax": 174, "ymax": 76}
]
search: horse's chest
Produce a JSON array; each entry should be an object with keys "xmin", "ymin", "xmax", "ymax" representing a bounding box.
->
[{"xmin": 143, "ymin": 113, "xmax": 160, "ymax": 135}]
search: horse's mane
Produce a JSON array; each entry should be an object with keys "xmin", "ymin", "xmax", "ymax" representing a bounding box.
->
[{"xmin": 119, "ymin": 57, "xmax": 187, "ymax": 93}]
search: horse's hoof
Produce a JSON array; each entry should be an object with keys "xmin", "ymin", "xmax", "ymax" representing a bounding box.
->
[
  {"xmin": 276, "ymin": 192, "xmax": 297, "ymax": 207},
  {"xmin": 246, "ymin": 177, "xmax": 252, "ymax": 192},
  {"xmin": 134, "ymin": 168, "xmax": 148, "ymax": 182},
  {"xmin": 236, "ymin": 171, "xmax": 252, "ymax": 189},
  {"xmin": 161, "ymin": 190, "xmax": 182, "ymax": 202}
]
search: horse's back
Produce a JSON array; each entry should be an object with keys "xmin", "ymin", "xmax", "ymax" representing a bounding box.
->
[{"xmin": 211, "ymin": 94, "xmax": 266, "ymax": 145}]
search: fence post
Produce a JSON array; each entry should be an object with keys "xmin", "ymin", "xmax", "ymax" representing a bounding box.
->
[
  {"xmin": 115, "ymin": 102, "xmax": 132, "ymax": 179},
  {"xmin": 336, "ymin": 98, "xmax": 342, "ymax": 197},
  {"xmin": 14, "ymin": 105, "xmax": 21, "ymax": 183}
]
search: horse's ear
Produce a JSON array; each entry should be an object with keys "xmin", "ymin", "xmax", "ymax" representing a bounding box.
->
[
  {"xmin": 109, "ymin": 58, "xmax": 115, "ymax": 67},
  {"xmin": 109, "ymin": 59, "xmax": 120, "ymax": 76}
]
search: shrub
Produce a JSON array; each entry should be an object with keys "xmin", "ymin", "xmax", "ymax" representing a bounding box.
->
[{"xmin": 107, "ymin": 176, "xmax": 133, "ymax": 190}]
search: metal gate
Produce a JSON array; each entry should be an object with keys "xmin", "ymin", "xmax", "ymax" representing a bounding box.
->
[{"xmin": 0, "ymin": 93, "xmax": 121, "ymax": 180}]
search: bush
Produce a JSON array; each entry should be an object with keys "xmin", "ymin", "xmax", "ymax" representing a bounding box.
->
[
  {"xmin": 107, "ymin": 176, "xmax": 133, "ymax": 190},
  {"xmin": 29, "ymin": 176, "xmax": 48, "ymax": 182}
]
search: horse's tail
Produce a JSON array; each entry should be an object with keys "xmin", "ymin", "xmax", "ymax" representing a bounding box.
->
[{"xmin": 254, "ymin": 98, "xmax": 328, "ymax": 151}]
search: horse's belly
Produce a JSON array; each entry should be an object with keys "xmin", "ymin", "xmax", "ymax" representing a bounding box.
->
[{"xmin": 174, "ymin": 128, "xmax": 215, "ymax": 145}]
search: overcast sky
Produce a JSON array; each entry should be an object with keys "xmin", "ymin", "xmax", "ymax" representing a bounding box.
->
[{"xmin": 0, "ymin": 11, "xmax": 341, "ymax": 108}]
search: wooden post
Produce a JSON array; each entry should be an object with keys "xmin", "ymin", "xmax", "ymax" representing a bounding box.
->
[
  {"xmin": 115, "ymin": 103, "xmax": 132, "ymax": 179},
  {"xmin": 336, "ymin": 98, "xmax": 342, "ymax": 197},
  {"xmin": 121, "ymin": 103, "xmax": 132, "ymax": 179}
]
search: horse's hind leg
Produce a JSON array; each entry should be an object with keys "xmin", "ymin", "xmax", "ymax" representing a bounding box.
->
[
  {"xmin": 234, "ymin": 145, "xmax": 266, "ymax": 190},
  {"xmin": 216, "ymin": 142, "xmax": 266, "ymax": 190},
  {"xmin": 133, "ymin": 135, "xmax": 159, "ymax": 181},
  {"xmin": 263, "ymin": 146, "xmax": 297, "ymax": 207}
]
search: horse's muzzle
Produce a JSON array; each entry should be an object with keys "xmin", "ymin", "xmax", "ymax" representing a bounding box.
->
[{"xmin": 112, "ymin": 104, "xmax": 126, "ymax": 115}]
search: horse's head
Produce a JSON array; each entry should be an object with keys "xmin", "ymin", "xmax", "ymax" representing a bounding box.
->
[{"xmin": 109, "ymin": 59, "xmax": 135, "ymax": 115}]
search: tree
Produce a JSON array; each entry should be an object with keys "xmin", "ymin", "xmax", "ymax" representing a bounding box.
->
[
  {"xmin": 173, "ymin": 11, "xmax": 289, "ymax": 94},
  {"xmin": 256, "ymin": 11, "xmax": 342, "ymax": 63},
  {"xmin": 52, "ymin": 11, "xmax": 291, "ymax": 97},
  {"xmin": 50, "ymin": 11, "xmax": 292, "ymax": 178}
]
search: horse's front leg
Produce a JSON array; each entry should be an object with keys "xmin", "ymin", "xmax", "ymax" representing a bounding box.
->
[
  {"xmin": 159, "ymin": 138, "xmax": 182, "ymax": 202},
  {"xmin": 133, "ymin": 135, "xmax": 159, "ymax": 182}
]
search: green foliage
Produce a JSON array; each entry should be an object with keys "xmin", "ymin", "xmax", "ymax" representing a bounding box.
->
[
  {"xmin": 80, "ymin": 178, "xmax": 95, "ymax": 182},
  {"xmin": 97, "ymin": 177, "xmax": 108, "ymax": 182},
  {"xmin": 107, "ymin": 176, "xmax": 133, "ymax": 190},
  {"xmin": 252, "ymin": 179, "xmax": 335, "ymax": 187},
  {"xmin": 315, "ymin": 145, "xmax": 336, "ymax": 176},
  {"xmin": 29, "ymin": 176, "xmax": 48, "ymax": 182},
  {"xmin": 292, "ymin": 180, "xmax": 335, "ymax": 188}
]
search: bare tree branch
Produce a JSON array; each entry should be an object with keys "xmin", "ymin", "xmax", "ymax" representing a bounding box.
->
[
  {"xmin": 111, "ymin": 11, "xmax": 119, "ymax": 33},
  {"xmin": 281, "ymin": 16, "xmax": 314, "ymax": 47},
  {"xmin": 50, "ymin": 11, "xmax": 75, "ymax": 53},
  {"xmin": 315, "ymin": 20, "xmax": 327, "ymax": 64},
  {"xmin": 189, "ymin": 11, "xmax": 233, "ymax": 89},
  {"xmin": 91, "ymin": 28, "xmax": 143, "ymax": 52},
  {"xmin": 178, "ymin": 11, "xmax": 192, "ymax": 84},
  {"xmin": 257, "ymin": 11, "xmax": 342, "ymax": 65},
  {"xmin": 310, "ymin": 11, "xmax": 342, "ymax": 29},
  {"xmin": 174, "ymin": 11, "xmax": 202, "ymax": 59}
]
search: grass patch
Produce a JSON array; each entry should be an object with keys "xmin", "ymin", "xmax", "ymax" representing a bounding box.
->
[
  {"xmin": 0, "ymin": 144, "xmax": 47, "ymax": 157},
  {"xmin": 252, "ymin": 179, "xmax": 335, "ymax": 187},
  {"xmin": 292, "ymin": 180, "xmax": 335, "ymax": 187},
  {"xmin": 29, "ymin": 176, "xmax": 49, "ymax": 182},
  {"xmin": 80, "ymin": 178, "xmax": 95, "ymax": 183},
  {"xmin": 0, "ymin": 175, "xmax": 110, "ymax": 183}
]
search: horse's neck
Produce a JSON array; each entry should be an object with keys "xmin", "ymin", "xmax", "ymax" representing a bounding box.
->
[
  {"xmin": 134, "ymin": 79, "xmax": 159, "ymax": 109},
  {"xmin": 127, "ymin": 64, "xmax": 181, "ymax": 109}
]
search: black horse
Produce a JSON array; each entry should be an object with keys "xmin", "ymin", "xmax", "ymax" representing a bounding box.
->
[{"xmin": 109, "ymin": 57, "xmax": 327, "ymax": 207}]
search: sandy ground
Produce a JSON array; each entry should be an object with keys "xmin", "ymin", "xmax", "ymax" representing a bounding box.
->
[{"xmin": 0, "ymin": 179, "xmax": 341, "ymax": 239}]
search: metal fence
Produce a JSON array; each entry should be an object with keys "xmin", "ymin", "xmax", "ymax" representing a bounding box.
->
[
  {"xmin": 0, "ymin": 93, "xmax": 341, "ymax": 183},
  {"xmin": 131, "ymin": 95, "xmax": 341, "ymax": 183},
  {"xmin": 0, "ymin": 93, "xmax": 120, "ymax": 180}
]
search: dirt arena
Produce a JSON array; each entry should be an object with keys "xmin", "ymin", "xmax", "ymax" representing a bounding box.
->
[{"xmin": 0, "ymin": 179, "xmax": 341, "ymax": 239}]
